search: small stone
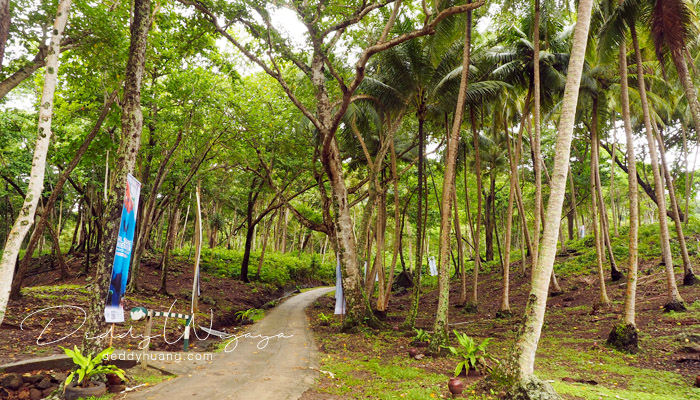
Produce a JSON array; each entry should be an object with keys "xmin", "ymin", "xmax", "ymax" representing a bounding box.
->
[
  {"xmin": 17, "ymin": 388, "xmax": 30, "ymax": 400},
  {"xmin": 36, "ymin": 377, "xmax": 53, "ymax": 390},
  {"xmin": 1, "ymin": 373, "xmax": 24, "ymax": 390},
  {"xmin": 29, "ymin": 388, "xmax": 42, "ymax": 400},
  {"xmin": 42, "ymin": 386, "xmax": 57, "ymax": 397},
  {"xmin": 695, "ymin": 375, "xmax": 700, "ymax": 388},
  {"xmin": 414, "ymin": 354, "xmax": 424, "ymax": 360},
  {"xmin": 49, "ymin": 372, "xmax": 67, "ymax": 383},
  {"xmin": 22, "ymin": 374, "xmax": 44, "ymax": 385}
]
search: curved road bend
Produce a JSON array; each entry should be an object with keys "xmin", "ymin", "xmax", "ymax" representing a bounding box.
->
[{"xmin": 124, "ymin": 287, "xmax": 333, "ymax": 400}]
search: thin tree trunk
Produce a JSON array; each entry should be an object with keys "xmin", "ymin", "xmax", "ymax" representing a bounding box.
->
[
  {"xmin": 403, "ymin": 116, "xmax": 425, "ymax": 329},
  {"xmin": 591, "ymin": 113, "xmax": 610, "ymax": 307},
  {"xmin": 461, "ymin": 144, "xmax": 475, "ymax": 305},
  {"xmin": 470, "ymin": 106, "xmax": 482, "ymax": 309},
  {"xmin": 514, "ymin": 0, "xmax": 592, "ymax": 380},
  {"xmin": 630, "ymin": 24, "xmax": 684, "ymax": 308},
  {"xmin": 0, "ymin": 0, "xmax": 72, "ymax": 326},
  {"xmin": 593, "ymin": 98, "xmax": 622, "ymax": 281},
  {"xmin": 608, "ymin": 17, "xmax": 640, "ymax": 353},
  {"xmin": 501, "ymin": 115, "xmax": 516, "ymax": 315},
  {"xmin": 654, "ymin": 125, "xmax": 697, "ymax": 285},
  {"xmin": 610, "ymin": 121, "xmax": 619, "ymax": 236},
  {"xmin": 431, "ymin": 7, "xmax": 471, "ymax": 350},
  {"xmin": 531, "ymin": 0, "xmax": 543, "ymax": 278}
]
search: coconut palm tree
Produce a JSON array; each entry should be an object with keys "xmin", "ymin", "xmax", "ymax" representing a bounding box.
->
[{"xmin": 511, "ymin": 0, "xmax": 594, "ymax": 393}]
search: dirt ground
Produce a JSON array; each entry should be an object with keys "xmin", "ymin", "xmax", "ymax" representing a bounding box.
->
[
  {"xmin": 0, "ymin": 251, "xmax": 298, "ymax": 363},
  {"xmin": 301, "ymin": 254, "xmax": 700, "ymax": 399}
]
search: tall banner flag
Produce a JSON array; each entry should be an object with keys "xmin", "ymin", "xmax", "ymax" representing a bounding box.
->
[
  {"xmin": 105, "ymin": 174, "xmax": 141, "ymax": 323},
  {"xmin": 334, "ymin": 255, "xmax": 345, "ymax": 315}
]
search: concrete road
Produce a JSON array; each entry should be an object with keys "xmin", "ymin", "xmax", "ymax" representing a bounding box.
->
[{"xmin": 124, "ymin": 287, "xmax": 333, "ymax": 400}]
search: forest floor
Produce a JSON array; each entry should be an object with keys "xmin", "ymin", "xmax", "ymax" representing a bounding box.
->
[
  {"xmin": 0, "ymin": 250, "xmax": 313, "ymax": 364},
  {"xmin": 301, "ymin": 254, "xmax": 700, "ymax": 400}
]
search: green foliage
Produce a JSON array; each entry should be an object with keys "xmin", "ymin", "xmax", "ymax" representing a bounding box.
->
[
  {"xmin": 60, "ymin": 346, "xmax": 126, "ymax": 388},
  {"xmin": 318, "ymin": 312, "xmax": 332, "ymax": 323},
  {"xmin": 412, "ymin": 328, "xmax": 431, "ymax": 343},
  {"xmin": 172, "ymin": 247, "xmax": 334, "ymax": 287},
  {"xmin": 235, "ymin": 308, "xmax": 264, "ymax": 322},
  {"xmin": 442, "ymin": 330, "xmax": 494, "ymax": 376}
]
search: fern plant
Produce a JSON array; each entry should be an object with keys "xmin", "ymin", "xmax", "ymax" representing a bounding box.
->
[
  {"xmin": 442, "ymin": 330, "xmax": 494, "ymax": 376},
  {"xmin": 412, "ymin": 328, "xmax": 431, "ymax": 343},
  {"xmin": 60, "ymin": 346, "xmax": 126, "ymax": 388}
]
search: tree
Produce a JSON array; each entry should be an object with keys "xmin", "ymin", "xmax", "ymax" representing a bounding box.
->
[
  {"xmin": 511, "ymin": 0, "xmax": 594, "ymax": 395},
  {"xmin": 180, "ymin": 0, "xmax": 485, "ymax": 329},
  {"xmin": 607, "ymin": 0, "xmax": 641, "ymax": 353},
  {"xmin": 83, "ymin": 0, "xmax": 152, "ymax": 352},
  {"xmin": 629, "ymin": 21, "xmax": 685, "ymax": 311},
  {"xmin": 431, "ymin": 4, "xmax": 474, "ymax": 352},
  {"xmin": 0, "ymin": 0, "xmax": 72, "ymax": 327}
]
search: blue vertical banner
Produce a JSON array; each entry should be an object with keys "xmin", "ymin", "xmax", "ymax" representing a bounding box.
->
[{"xmin": 105, "ymin": 174, "xmax": 141, "ymax": 323}]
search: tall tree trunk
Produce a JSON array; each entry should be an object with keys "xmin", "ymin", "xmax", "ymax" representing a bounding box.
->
[
  {"xmin": 460, "ymin": 145, "xmax": 476, "ymax": 305},
  {"xmin": 470, "ymin": 107, "xmax": 482, "ymax": 309},
  {"xmin": 593, "ymin": 99, "xmax": 622, "ymax": 281},
  {"xmin": 484, "ymin": 171, "xmax": 495, "ymax": 261},
  {"xmin": 531, "ymin": 0, "xmax": 543, "ymax": 277},
  {"xmin": 500, "ymin": 115, "xmax": 516, "ymax": 315},
  {"xmin": 610, "ymin": 124, "xmax": 619, "ymax": 236},
  {"xmin": 654, "ymin": 126, "xmax": 697, "ymax": 285},
  {"xmin": 158, "ymin": 205, "xmax": 181, "ymax": 294},
  {"xmin": 608, "ymin": 12, "xmax": 641, "ymax": 354},
  {"xmin": 403, "ymin": 116, "xmax": 425, "ymax": 329},
  {"xmin": 83, "ymin": 0, "xmax": 152, "ymax": 353},
  {"xmin": 630, "ymin": 24, "xmax": 684, "ymax": 309},
  {"xmin": 430, "ymin": 7, "xmax": 471, "ymax": 351},
  {"xmin": 514, "ymin": 0, "xmax": 592, "ymax": 383},
  {"xmin": 591, "ymin": 111, "xmax": 610, "ymax": 307},
  {"xmin": 619, "ymin": 37, "xmax": 639, "ymax": 326},
  {"xmin": 0, "ymin": 0, "xmax": 72, "ymax": 326}
]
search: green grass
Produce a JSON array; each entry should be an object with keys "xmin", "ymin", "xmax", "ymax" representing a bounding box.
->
[
  {"xmin": 21, "ymin": 284, "xmax": 90, "ymax": 301},
  {"xmin": 171, "ymin": 247, "xmax": 334, "ymax": 287},
  {"xmin": 318, "ymin": 354, "xmax": 450, "ymax": 399},
  {"xmin": 535, "ymin": 336, "xmax": 700, "ymax": 400}
]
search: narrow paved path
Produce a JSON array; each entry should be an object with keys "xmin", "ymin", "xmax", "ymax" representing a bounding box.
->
[{"xmin": 124, "ymin": 287, "xmax": 333, "ymax": 400}]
